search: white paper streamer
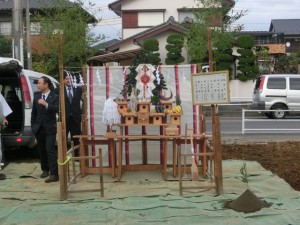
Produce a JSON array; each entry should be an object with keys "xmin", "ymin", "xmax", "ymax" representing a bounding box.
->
[
  {"xmin": 102, "ymin": 97, "xmax": 120, "ymax": 127},
  {"xmin": 96, "ymin": 68, "xmax": 101, "ymax": 85}
]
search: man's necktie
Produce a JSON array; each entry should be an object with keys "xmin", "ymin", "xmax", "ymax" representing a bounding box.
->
[
  {"xmin": 68, "ymin": 87, "xmax": 72, "ymax": 103},
  {"xmin": 42, "ymin": 94, "xmax": 46, "ymax": 100}
]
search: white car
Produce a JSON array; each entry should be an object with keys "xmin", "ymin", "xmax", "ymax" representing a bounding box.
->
[
  {"xmin": 252, "ymin": 74, "xmax": 300, "ymax": 119},
  {"xmin": 0, "ymin": 57, "xmax": 59, "ymax": 151}
]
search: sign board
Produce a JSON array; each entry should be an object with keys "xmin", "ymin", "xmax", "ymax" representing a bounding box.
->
[{"xmin": 191, "ymin": 70, "xmax": 230, "ymax": 105}]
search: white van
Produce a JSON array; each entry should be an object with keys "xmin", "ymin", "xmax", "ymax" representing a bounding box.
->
[
  {"xmin": 0, "ymin": 57, "xmax": 59, "ymax": 150},
  {"xmin": 252, "ymin": 74, "xmax": 300, "ymax": 119}
]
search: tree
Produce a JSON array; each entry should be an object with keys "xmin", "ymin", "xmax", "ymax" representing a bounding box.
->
[
  {"xmin": 186, "ymin": 0, "xmax": 246, "ymax": 65},
  {"xmin": 136, "ymin": 38, "xmax": 161, "ymax": 65},
  {"xmin": 215, "ymin": 38, "xmax": 233, "ymax": 76},
  {"xmin": 165, "ymin": 34, "xmax": 185, "ymax": 65},
  {"xmin": 33, "ymin": 0, "xmax": 102, "ymax": 77},
  {"xmin": 152, "ymin": 71, "xmax": 168, "ymax": 103},
  {"xmin": 0, "ymin": 34, "xmax": 12, "ymax": 57},
  {"xmin": 256, "ymin": 46, "xmax": 274, "ymax": 74},
  {"xmin": 236, "ymin": 35, "xmax": 259, "ymax": 81},
  {"xmin": 273, "ymin": 53, "xmax": 299, "ymax": 74}
]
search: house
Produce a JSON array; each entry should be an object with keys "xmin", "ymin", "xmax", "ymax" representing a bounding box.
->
[
  {"xmin": 0, "ymin": 0, "xmax": 96, "ymax": 55},
  {"xmin": 90, "ymin": 0, "xmax": 234, "ymax": 66},
  {"xmin": 269, "ymin": 19, "xmax": 300, "ymax": 54}
]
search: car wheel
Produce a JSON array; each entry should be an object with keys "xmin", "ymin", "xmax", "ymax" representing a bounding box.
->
[{"xmin": 270, "ymin": 104, "xmax": 288, "ymax": 119}]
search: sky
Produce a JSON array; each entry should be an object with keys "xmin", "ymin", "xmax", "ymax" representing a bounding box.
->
[{"xmin": 83, "ymin": 0, "xmax": 300, "ymax": 42}]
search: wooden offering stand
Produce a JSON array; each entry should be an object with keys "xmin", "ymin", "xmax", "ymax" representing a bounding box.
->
[{"xmin": 116, "ymin": 100, "xmax": 184, "ymax": 180}]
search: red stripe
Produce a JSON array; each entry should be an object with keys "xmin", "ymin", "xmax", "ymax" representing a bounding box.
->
[
  {"xmin": 89, "ymin": 67, "xmax": 96, "ymax": 166},
  {"xmin": 157, "ymin": 66, "xmax": 164, "ymax": 163},
  {"xmin": 105, "ymin": 66, "xmax": 112, "ymax": 166},
  {"xmin": 191, "ymin": 64, "xmax": 198, "ymax": 135},
  {"xmin": 174, "ymin": 65, "xmax": 181, "ymax": 134},
  {"xmin": 160, "ymin": 126, "xmax": 164, "ymax": 164},
  {"xmin": 174, "ymin": 65, "xmax": 180, "ymax": 97},
  {"xmin": 125, "ymin": 126, "xmax": 129, "ymax": 165}
]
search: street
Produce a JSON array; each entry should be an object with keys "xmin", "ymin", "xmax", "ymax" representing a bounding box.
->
[{"xmin": 205, "ymin": 115, "xmax": 300, "ymax": 143}]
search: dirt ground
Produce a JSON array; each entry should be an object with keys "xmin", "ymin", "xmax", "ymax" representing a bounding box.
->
[{"xmin": 222, "ymin": 141, "xmax": 300, "ymax": 191}]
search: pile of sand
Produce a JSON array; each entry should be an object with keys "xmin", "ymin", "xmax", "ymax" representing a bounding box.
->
[{"xmin": 225, "ymin": 189, "xmax": 270, "ymax": 213}]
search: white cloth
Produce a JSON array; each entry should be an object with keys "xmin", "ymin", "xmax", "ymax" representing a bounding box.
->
[
  {"xmin": 0, "ymin": 93, "xmax": 12, "ymax": 169},
  {"xmin": 0, "ymin": 93, "xmax": 12, "ymax": 117}
]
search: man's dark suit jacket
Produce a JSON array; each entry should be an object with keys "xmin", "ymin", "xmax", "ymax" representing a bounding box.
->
[
  {"xmin": 55, "ymin": 86, "xmax": 82, "ymax": 125},
  {"xmin": 31, "ymin": 91, "xmax": 59, "ymax": 135}
]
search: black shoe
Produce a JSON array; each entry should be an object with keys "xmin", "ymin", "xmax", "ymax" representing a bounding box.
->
[
  {"xmin": 40, "ymin": 171, "xmax": 49, "ymax": 178},
  {"xmin": 0, "ymin": 173, "xmax": 6, "ymax": 180},
  {"xmin": 45, "ymin": 175, "xmax": 59, "ymax": 183}
]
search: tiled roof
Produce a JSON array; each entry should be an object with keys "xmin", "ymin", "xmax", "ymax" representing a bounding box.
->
[{"xmin": 269, "ymin": 19, "xmax": 300, "ymax": 35}]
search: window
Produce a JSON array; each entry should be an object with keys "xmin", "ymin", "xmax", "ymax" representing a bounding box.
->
[
  {"xmin": 0, "ymin": 22, "xmax": 12, "ymax": 35},
  {"xmin": 29, "ymin": 78, "xmax": 39, "ymax": 94},
  {"xmin": 138, "ymin": 12, "xmax": 163, "ymax": 26},
  {"xmin": 30, "ymin": 22, "xmax": 41, "ymax": 35},
  {"xmin": 178, "ymin": 11, "xmax": 194, "ymax": 22},
  {"xmin": 290, "ymin": 78, "xmax": 300, "ymax": 90},
  {"xmin": 267, "ymin": 77, "xmax": 286, "ymax": 89}
]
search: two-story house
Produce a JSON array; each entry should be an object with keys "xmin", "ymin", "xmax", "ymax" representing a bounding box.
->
[
  {"xmin": 90, "ymin": 0, "xmax": 234, "ymax": 66},
  {"xmin": 269, "ymin": 19, "xmax": 300, "ymax": 54}
]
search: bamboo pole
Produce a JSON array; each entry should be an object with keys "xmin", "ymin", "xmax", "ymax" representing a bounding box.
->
[{"xmin": 57, "ymin": 31, "xmax": 68, "ymax": 200}]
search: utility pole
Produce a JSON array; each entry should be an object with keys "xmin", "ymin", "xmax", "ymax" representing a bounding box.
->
[
  {"xmin": 26, "ymin": 0, "xmax": 32, "ymax": 69},
  {"xmin": 12, "ymin": 0, "xmax": 24, "ymax": 65}
]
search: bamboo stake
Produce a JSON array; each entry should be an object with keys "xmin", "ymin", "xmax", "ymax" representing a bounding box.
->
[
  {"xmin": 190, "ymin": 131, "xmax": 199, "ymax": 181},
  {"xmin": 182, "ymin": 124, "xmax": 188, "ymax": 180}
]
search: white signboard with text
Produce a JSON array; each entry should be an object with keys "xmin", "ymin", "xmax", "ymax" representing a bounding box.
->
[{"xmin": 191, "ymin": 70, "xmax": 230, "ymax": 105}]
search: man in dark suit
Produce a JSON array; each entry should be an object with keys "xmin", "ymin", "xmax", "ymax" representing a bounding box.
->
[
  {"xmin": 55, "ymin": 72, "xmax": 82, "ymax": 155},
  {"xmin": 31, "ymin": 76, "xmax": 59, "ymax": 183}
]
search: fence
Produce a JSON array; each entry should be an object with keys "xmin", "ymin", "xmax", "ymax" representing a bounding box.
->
[{"xmin": 242, "ymin": 109, "xmax": 300, "ymax": 134}]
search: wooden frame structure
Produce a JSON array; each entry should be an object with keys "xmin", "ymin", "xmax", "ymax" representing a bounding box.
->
[
  {"xmin": 65, "ymin": 142, "xmax": 104, "ymax": 197},
  {"xmin": 177, "ymin": 117, "xmax": 223, "ymax": 195}
]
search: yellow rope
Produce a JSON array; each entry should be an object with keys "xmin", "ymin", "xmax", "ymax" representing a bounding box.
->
[{"xmin": 57, "ymin": 156, "xmax": 71, "ymax": 166}]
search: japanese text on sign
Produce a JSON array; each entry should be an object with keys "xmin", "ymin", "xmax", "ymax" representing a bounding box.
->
[{"xmin": 191, "ymin": 71, "xmax": 230, "ymax": 105}]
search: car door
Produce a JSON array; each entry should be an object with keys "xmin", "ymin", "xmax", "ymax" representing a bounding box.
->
[
  {"xmin": 265, "ymin": 77, "xmax": 287, "ymax": 108},
  {"xmin": 287, "ymin": 77, "xmax": 300, "ymax": 110}
]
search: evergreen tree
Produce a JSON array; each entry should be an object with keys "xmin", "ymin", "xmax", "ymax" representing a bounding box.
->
[
  {"xmin": 0, "ymin": 34, "xmax": 12, "ymax": 57},
  {"xmin": 137, "ymin": 38, "xmax": 161, "ymax": 65},
  {"xmin": 125, "ymin": 66, "xmax": 138, "ymax": 97},
  {"xmin": 215, "ymin": 39, "xmax": 233, "ymax": 77},
  {"xmin": 165, "ymin": 34, "xmax": 185, "ymax": 65},
  {"xmin": 152, "ymin": 70, "xmax": 168, "ymax": 102},
  {"xmin": 236, "ymin": 35, "xmax": 259, "ymax": 81}
]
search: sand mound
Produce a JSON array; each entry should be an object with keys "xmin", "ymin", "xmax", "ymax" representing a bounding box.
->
[{"xmin": 225, "ymin": 189, "xmax": 269, "ymax": 213}]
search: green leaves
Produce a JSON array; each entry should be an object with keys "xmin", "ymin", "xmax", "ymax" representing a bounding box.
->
[
  {"xmin": 165, "ymin": 34, "xmax": 185, "ymax": 65},
  {"xmin": 33, "ymin": 0, "xmax": 101, "ymax": 75}
]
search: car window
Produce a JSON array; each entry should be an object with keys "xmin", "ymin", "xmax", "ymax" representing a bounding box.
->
[
  {"xmin": 267, "ymin": 77, "xmax": 286, "ymax": 89},
  {"xmin": 289, "ymin": 78, "xmax": 300, "ymax": 90},
  {"xmin": 29, "ymin": 77, "xmax": 39, "ymax": 93}
]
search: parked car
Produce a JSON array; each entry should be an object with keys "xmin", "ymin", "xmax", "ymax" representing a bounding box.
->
[
  {"xmin": 0, "ymin": 57, "xmax": 59, "ymax": 151},
  {"xmin": 252, "ymin": 74, "xmax": 300, "ymax": 119}
]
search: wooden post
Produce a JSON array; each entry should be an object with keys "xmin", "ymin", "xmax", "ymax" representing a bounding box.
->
[
  {"xmin": 214, "ymin": 117, "xmax": 223, "ymax": 194},
  {"xmin": 57, "ymin": 31, "xmax": 68, "ymax": 200},
  {"xmin": 57, "ymin": 122, "xmax": 66, "ymax": 200}
]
